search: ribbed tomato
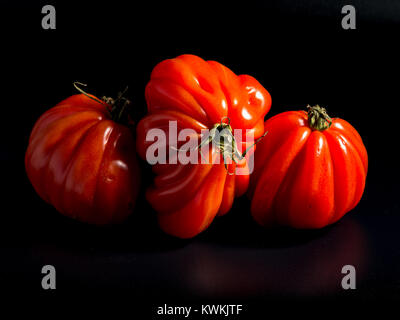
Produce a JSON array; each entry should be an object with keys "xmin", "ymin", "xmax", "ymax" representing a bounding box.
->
[
  {"xmin": 25, "ymin": 92, "xmax": 140, "ymax": 224},
  {"xmin": 136, "ymin": 54, "xmax": 271, "ymax": 238},
  {"xmin": 249, "ymin": 105, "xmax": 368, "ymax": 228}
]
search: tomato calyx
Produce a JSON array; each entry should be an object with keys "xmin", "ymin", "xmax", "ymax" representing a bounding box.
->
[
  {"xmin": 73, "ymin": 82, "xmax": 133, "ymax": 126},
  {"xmin": 174, "ymin": 116, "xmax": 267, "ymax": 174},
  {"xmin": 101, "ymin": 87, "xmax": 132, "ymax": 124},
  {"xmin": 307, "ymin": 104, "xmax": 332, "ymax": 131},
  {"xmin": 207, "ymin": 117, "xmax": 241, "ymax": 174}
]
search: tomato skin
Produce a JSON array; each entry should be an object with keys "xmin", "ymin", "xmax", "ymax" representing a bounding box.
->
[
  {"xmin": 249, "ymin": 110, "xmax": 368, "ymax": 229},
  {"xmin": 25, "ymin": 94, "xmax": 140, "ymax": 224},
  {"xmin": 136, "ymin": 54, "xmax": 271, "ymax": 238}
]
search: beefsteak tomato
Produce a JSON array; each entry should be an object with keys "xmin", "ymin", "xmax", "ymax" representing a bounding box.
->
[
  {"xmin": 249, "ymin": 105, "xmax": 368, "ymax": 228},
  {"xmin": 136, "ymin": 54, "xmax": 271, "ymax": 238},
  {"xmin": 25, "ymin": 91, "xmax": 140, "ymax": 224}
]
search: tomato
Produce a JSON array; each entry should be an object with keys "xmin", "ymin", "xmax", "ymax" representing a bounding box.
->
[
  {"xmin": 249, "ymin": 105, "xmax": 368, "ymax": 229},
  {"xmin": 25, "ymin": 92, "xmax": 140, "ymax": 224},
  {"xmin": 136, "ymin": 54, "xmax": 271, "ymax": 238}
]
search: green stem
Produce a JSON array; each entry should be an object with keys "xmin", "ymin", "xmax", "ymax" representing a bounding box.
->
[
  {"xmin": 73, "ymin": 82, "xmax": 132, "ymax": 125},
  {"xmin": 73, "ymin": 82, "xmax": 107, "ymax": 106},
  {"xmin": 307, "ymin": 104, "xmax": 332, "ymax": 131}
]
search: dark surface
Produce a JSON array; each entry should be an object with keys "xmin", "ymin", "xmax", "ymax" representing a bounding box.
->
[{"xmin": 1, "ymin": 0, "xmax": 400, "ymax": 314}]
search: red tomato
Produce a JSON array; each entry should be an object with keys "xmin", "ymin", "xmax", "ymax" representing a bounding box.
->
[
  {"xmin": 249, "ymin": 105, "xmax": 368, "ymax": 229},
  {"xmin": 136, "ymin": 54, "xmax": 271, "ymax": 238},
  {"xmin": 25, "ymin": 93, "xmax": 140, "ymax": 224}
]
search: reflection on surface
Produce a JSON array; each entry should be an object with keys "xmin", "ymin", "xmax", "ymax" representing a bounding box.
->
[
  {"xmin": 183, "ymin": 215, "xmax": 368, "ymax": 298},
  {"xmin": 27, "ymin": 211, "xmax": 368, "ymax": 299}
]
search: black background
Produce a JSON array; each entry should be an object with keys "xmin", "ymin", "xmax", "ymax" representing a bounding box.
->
[{"xmin": 1, "ymin": 0, "xmax": 400, "ymax": 315}]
